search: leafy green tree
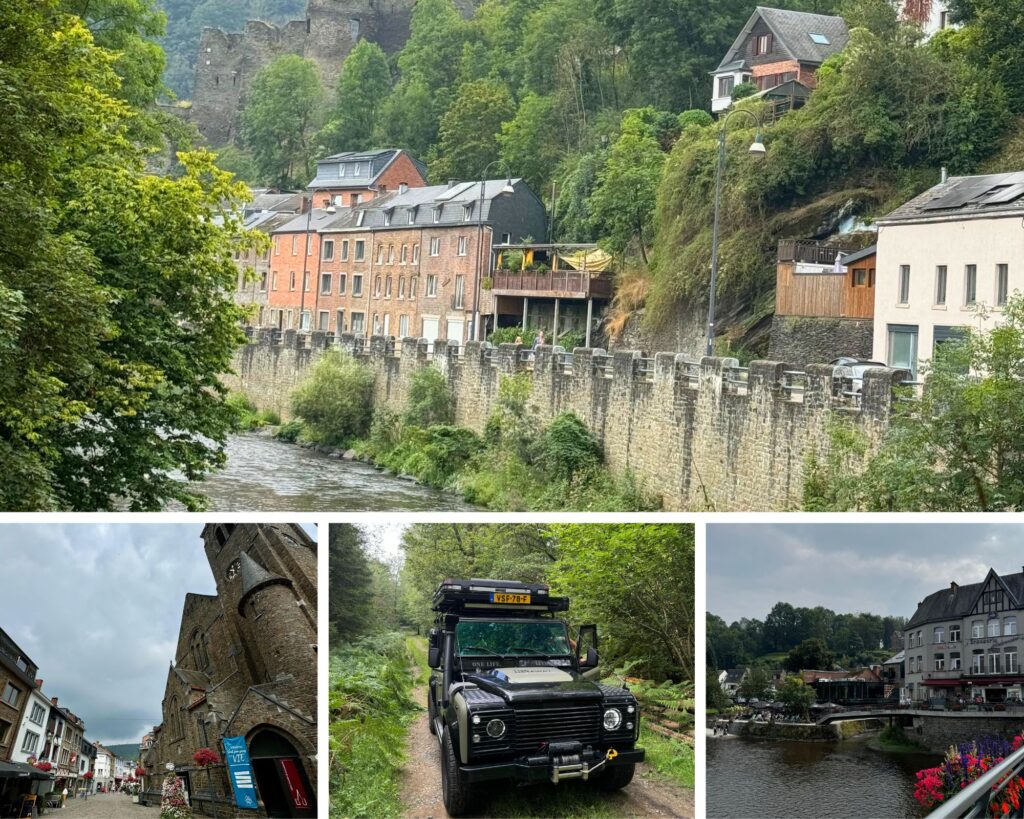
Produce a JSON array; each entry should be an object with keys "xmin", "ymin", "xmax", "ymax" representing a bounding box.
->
[
  {"xmin": 784, "ymin": 638, "xmax": 836, "ymax": 673},
  {"xmin": 778, "ymin": 675, "xmax": 816, "ymax": 717},
  {"xmin": 707, "ymin": 669, "xmax": 733, "ymax": 711},
  {"xmin": 242, "ymin": 55, "xmax": 324, "ymax": 188},
  {"xmin": 319, "ymin": 40, "xmax": 392, "ymax": 154},
  {"xmin": 63, "ymin": 0, "xmax": 168, "ymax": 107},
  {"xmin": 429, "ymin": 79, "xmax": 515, "ymax": 183},
  {"xmin": 290, "ymin": 350, "xmax": 375, "ymax": 445},
  {"xmin": 377, "ymin": 78, "xmax": 441, "ymax": 160},
  {"xmin": 588, "ymin": 112, "xmax": 665, "ymax": 262},
  {"xmin": 329, "ymin": 524, "xmax": 375, "ymax": 641},
  {"xmin": 498, "ymin": 93, "xmax": 564, "ymax": 192},
  {"xmin": 947, "ymin": 0, "xmax": 1024, "ymax": 112},
  {"xmin": 549, "ymin": 523, "xmax": 694, "ymax": 680},
  {"xmin": 738, "ymin": 666, "xmax": 771, "ymax": 701},
  {"xmin": 804, "ymin": 296, "xmax": 1024, "ymax": 511},
  {"xmin": 397, "ymin": 0, "xmax": 467, "ymax": 93},
  {"xmin": 1, "ymin": 0, "xmax": 257, "ymax": 511}
]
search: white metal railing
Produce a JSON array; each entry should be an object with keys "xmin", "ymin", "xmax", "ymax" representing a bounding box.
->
[{"xmin": 926, "ymin": 743, "xmax": 1024, "ymax": 818}]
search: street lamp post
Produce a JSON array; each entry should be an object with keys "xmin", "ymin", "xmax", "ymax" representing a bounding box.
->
[
  {"xmin": 706, "ymin": 108, "xmax": 767, "ymax": 357},
  {"xmin": 473, "ymin": 160, "xmax": 515, "ymax": 342},
  {"xmin": 298, "ymin": 190, "xmax": 335, "ymax": 333}
]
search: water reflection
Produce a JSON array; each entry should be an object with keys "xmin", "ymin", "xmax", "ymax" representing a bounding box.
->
[{"xmin": 707, "ymin": 734, "xmax": 940, "ymax": 819}]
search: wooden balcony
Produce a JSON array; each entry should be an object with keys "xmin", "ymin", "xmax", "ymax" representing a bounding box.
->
[
  {"xmin": 490, "ymin": 270, "xmax": 613, "ymax": 300},
  {"xmin": 777, "ymin": 240, "xmax": 849, "ymax": 266}
]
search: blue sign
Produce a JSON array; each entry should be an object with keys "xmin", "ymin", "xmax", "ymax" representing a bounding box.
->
[{"xmin": 223, "ymin": 736, "xmax": 259, "ymax": 811}]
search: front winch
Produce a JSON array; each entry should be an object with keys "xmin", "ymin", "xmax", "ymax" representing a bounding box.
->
[{"xmin": 549, "ymin": 748, "xmax": 619, "ymax": 784}]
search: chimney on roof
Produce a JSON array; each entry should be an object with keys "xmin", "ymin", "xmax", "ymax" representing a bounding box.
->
[
  {"xmin": 448, "ymin": 179, "xmax": 459, "ymax": 189},
  {"xmin": 51, "ymin": 697, "xmax": 58, "ymax": 706},
  {"xmin": 941, "ymin": 167, "xmax": 949, "ymax": 184},
  {"xmin": 399, "ymin": 183, "xmax": 408, "ymax": 194},
  {"xmin": 951, "ymin": 581, "xmax": 958, "ymax": 593}
]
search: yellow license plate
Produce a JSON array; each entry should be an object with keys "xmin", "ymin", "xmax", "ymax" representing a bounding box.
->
[{"xmin": 492, "ymin": 593, "xmax": 531, "ymax": 604}]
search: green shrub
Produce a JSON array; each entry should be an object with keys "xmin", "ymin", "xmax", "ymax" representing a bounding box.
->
[
  {"xmin": 360, "ymin": 407, "xmax": 402, "ymax": 459},
  {"xmin": 225, "ymin": 392, "xmax": 263, "ymax": 431},
  {"xmin": 484, "ymin": 373, "xmax": 536, "ymax": 460},
  {"xmin": 290, "ymin": 349, "xmax": 375, "ymax": 445},
  {"xmin": 539, "ymin": 412, "xmax": 602, "ymax": 481},
  {"xmin": 275, "ymin": 419, "xmax": 305, "ymax": 443},
  {"xmin": 555, "ymin": 329, "xmax": 586, "ymax": 350},
  {"xmin": 403, "ymin": 367, "xmax": 453, "ymax": 428},
  {"xmin": 488, "ymin": 326, "xmax": 538, "ymax": 346},
  {"xmin": 677, "ymin": 109, "xmax": 713, "ymax": 131},
  {"xmin": 731, "ymin": 81, "xmax": 757, "ymax": 100},
  {"xmin": 260, "ymin": 410, "xmax": 282, "ymax": 426}
]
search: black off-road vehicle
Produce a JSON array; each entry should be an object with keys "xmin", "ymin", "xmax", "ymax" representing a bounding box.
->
[{"xmin": 426, "ymin": 578, "xmax": 644, "ymax": 816}]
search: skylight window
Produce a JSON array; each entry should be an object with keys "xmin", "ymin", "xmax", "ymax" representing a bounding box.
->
[{"xmin": 809, "ymin": 33, "xmax": 830, "ymax": 45}]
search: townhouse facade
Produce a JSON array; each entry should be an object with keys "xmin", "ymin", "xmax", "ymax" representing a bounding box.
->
[
  {"xmin": 10, "ymin": 684, "xmax": 50, "ymax": 765},
  {"xmin": 264, "ymin": 179, "xmax": 547, "ymax": 343},
  {"xmin": 873, "ymin": 171, "xmax": 1024, "ymax": 375},
  {"xmin": 904, "ymin": 567, "xmax": 1024, "ymax": 704},
  {"xmin": 93, "ymin": 742, "xmax": 114, "ymax": 791},
  {"xmin": 0, "ymin": 628, "xmax": 37, "ymax": 762}
]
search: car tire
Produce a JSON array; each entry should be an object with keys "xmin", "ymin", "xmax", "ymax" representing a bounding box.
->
[
  {"xmin": 441, "ymin": 726, "xmax": 478, "ymax": 817},
  {"xmin": 427, "ymin": 689, "xmax": 437, "ymax": 736},
  {"xmin": 596, "ymin": 762, "xmax": 636, "ymax": 792}
]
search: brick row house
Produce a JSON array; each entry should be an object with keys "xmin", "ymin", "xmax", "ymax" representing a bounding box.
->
[{"xmin": 264, "ymin": 178, "xmax": 547, "ymax": 343}]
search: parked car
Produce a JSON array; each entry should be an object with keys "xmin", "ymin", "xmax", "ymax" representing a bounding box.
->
[{"xmin": 829, "ymin": 357, "xmax": 887, "ymax": 394}]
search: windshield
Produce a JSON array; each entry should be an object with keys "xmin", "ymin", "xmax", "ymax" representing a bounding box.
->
[{"xmin": 455, "ymin": 620, "xmax": 571, "ymax": 658}]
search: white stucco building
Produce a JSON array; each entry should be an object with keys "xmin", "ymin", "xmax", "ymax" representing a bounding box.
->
[
  {"xmin": 93, "ymin": 743, "xmax": 113, "ymax": 791},
  {"xmin": 10, "ymin": 685, "xmax": 50, "ymax": 764},
  {"xmin": 872, "ymin": 171, "xmax": 1024, "ymax": 375}
]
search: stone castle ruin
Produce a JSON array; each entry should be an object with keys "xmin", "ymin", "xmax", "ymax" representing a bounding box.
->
[{"xmin": 189, "ymin": 0, "xmax": 476, "ymax": 145}]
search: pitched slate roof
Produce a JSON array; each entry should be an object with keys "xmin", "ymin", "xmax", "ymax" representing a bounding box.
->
[
  {"xmin": 307, "ymin": 148, "xmax": 427, "ymax": 191},
  {"xmin": 879, "ymin": 171, "xmax": 1024, "ymax": 224},
  {"xmin": 270, "ymin": 179, "xmax": 536, "ymax": 236},
  {"xmin": 906, "ymin": 568, "xmax": 1024, "ymax": 628},
  {"xmin": 841, "ymin": 244, "xmax": 877, "ymax": 265},
  {"xmin": 716, "ymin": 7, "xmax": 849, "ymax": 72}
]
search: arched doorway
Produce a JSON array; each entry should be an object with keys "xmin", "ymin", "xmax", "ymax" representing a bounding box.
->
[{"xmin": 247, "ymin": 728, "xmax": 315, "ymax": 818}]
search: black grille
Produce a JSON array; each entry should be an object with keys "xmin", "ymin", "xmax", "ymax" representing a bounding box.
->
[{"xmin": 513, "ymin": 703, "xmax": 601, "ymax": 753}]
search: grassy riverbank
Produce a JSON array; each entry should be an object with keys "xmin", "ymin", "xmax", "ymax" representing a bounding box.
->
[{"xmin": 868, "ymin": 725, "xmax": 929, "ymax": 754}]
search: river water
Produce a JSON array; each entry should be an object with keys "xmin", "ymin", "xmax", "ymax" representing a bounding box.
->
[
  {"xmin": 707, "ymin": 734, "xmax": 941, "ymax": 819},
  {"xmin": 189, "ymin": 434, "xmax": 475, "ymax": 511}
]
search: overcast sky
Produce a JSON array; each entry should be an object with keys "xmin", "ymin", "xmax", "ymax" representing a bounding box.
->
[
  {"xmin": 354, "ymin": 522, "xmax": 408, "ymax": 567},
  {"xmin": 708, "ymin": 523, "xmax": 1024, "ymax": 625},
  {"xmin": 0, "ymin": 524, "xmax": 307, "ymax": 746}
]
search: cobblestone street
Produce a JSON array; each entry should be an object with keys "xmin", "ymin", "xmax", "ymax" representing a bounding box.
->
[{"xmin": 54, "ymin": 792, "xmax": 158, "ymax": 818}]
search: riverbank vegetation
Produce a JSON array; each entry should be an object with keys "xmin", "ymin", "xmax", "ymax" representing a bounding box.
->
[
  {"xmin": 278, "ymin": 354, "xmax": 660, "ymax": 511},
  {"xmin": 803, "ymin": 295, "xmax": 1024, "ymax": 512},
  {"xmin": 871, "ymin": 725, "xmax": 927, "ymax": 754},
  {"xmin": 329, "ymin": 523, "xmax": 695, "ymax": 816}
]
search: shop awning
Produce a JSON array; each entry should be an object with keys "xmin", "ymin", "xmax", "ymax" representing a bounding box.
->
[{"xmin": 0, "ymin": 761, "xmax": 54, "ymax": 780}]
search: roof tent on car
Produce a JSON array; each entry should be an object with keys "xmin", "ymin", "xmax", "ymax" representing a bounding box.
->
[{"xmin": 432, "ymin": 578, "xmax": 569, "ymax": 614}]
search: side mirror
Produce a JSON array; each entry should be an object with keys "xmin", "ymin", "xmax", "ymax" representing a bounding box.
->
[
  {"xmin": 427, "ymin": 628, "xmax": 441, "ymax": 669},
  {"xmin": 577, "ymin": 624, "xmax": 598, "ymax": 669}
]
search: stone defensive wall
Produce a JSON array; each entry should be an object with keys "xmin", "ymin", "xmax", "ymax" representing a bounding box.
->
[{"xmin": 226, "ymin": 329, "xmax": 913, "ymax": 512}]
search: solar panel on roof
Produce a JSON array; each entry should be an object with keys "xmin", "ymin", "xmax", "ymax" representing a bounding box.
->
[
  {"xmin": 921, "ymin": 179, "xmax": 998, "ymax": 211},
  {"xmin": 981, "ymin": 183, "xmax": 1024, "ymax": 206}
]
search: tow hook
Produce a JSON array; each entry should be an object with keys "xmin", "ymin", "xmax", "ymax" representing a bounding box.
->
[{"xmin": 549, "ymin": 748, "xmax": 617, "ymax": 784}]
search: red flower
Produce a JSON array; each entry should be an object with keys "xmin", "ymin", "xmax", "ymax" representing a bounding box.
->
[{"xmin": 192, "ymin": 748, "xmax": 220, "ymax": 767}]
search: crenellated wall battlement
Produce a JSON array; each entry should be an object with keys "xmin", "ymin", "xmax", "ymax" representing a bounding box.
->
[{"xmin": 226, "ymin": 329, "xmax": 912, "ymax": 511}]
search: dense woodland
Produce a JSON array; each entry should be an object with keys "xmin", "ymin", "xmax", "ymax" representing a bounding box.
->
[{"xmin": 708, "ymin": 602, "xmax": 907, "ymax": 671}]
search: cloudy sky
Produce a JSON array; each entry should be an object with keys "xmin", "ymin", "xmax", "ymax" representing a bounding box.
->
[
  {"xmin": 354, "ymin": 522, "xmax": 408, "ymax": 566},
  {"xmin": 709, "ymin": 522, "xmax": 1024, "ymax": 624},
  {"xmin": 1, "ymin": 524, "xmax": 222, "ymax": 745}
]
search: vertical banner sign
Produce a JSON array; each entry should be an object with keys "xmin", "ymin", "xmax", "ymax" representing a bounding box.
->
[
  {"xmin": 223, "ymin": 737, "xmax": 258, "ymax": 810},
  {"xmin": 279, "ymin": 759, "xmax": 311, "ymax": 809}
]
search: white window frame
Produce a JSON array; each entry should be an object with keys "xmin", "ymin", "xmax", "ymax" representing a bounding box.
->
[
  {"xmin": 430, "ymin": 237, "xmax": 440, "ymax": 256},
  {"xmin": 426, "ymin": 275, "xmax": 438, "ymax": 297},
  {"xmin": 457, "ymin": 236, "xmax": 468, "ymax": 256}
]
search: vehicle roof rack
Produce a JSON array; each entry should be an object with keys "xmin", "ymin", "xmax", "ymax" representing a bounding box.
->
[{"xmin": 432, "ymin": 578, "xmax": 569, "ymax": 614}]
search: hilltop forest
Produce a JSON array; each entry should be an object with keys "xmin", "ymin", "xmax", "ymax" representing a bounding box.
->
[{"xmin": 182, "ymin": 0, "xmax": 1024, "ymax": 351}]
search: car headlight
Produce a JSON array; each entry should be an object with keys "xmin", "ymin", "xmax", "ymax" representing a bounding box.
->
[
  {"xmin": 486, "ymin": 718, "xmax": 506, "ymax": 739},
  {"xmin": 603, "ymin": 708, "xmax": 622, "ymax": 731}
]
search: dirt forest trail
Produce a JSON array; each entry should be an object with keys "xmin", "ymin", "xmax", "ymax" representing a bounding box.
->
[{"xmin": 397, "ymin": 659, "xmax": 695, "ymax": 819}]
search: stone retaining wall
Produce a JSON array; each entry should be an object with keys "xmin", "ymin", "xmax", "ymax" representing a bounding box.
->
[{"xmin": 226, "ymin": 330, "xmax": 910, "ymax": 511}]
